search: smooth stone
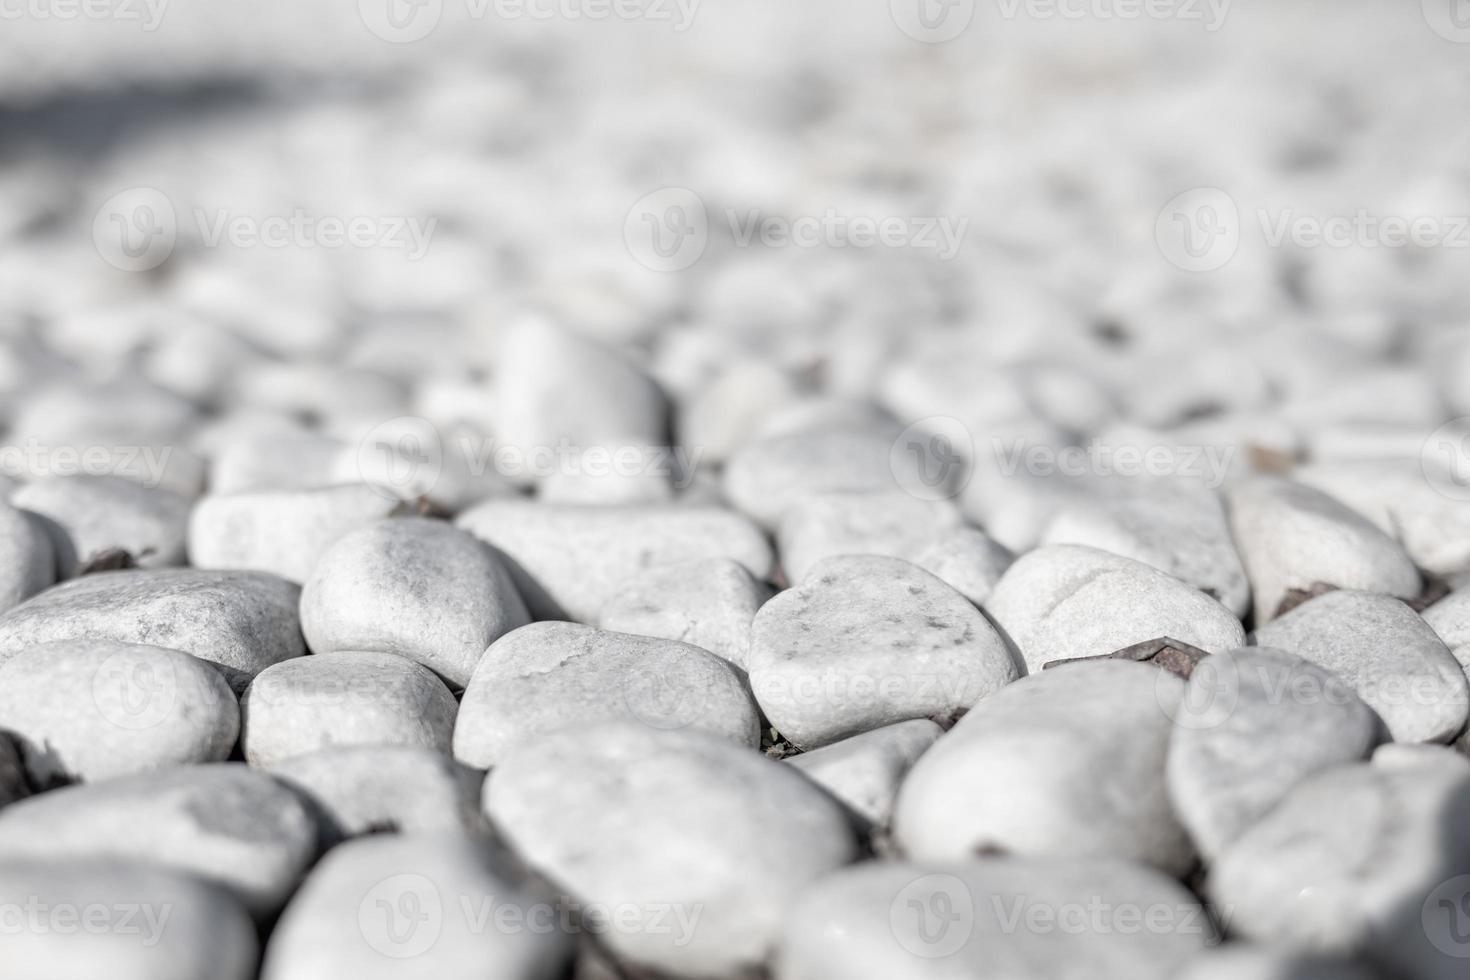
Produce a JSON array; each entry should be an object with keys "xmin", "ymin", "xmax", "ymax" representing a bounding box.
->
[
  {"xmin": 1177, "ymin": 946, "xmax": 1385, "ymax": 980},
  {"xmin": 326, "ymin": 415, "xmax": 516, "ymax": 514},
  {"xmin": 0, "ymin": 859, "xmax": 258, "ymax": 980},
  {"xmin": 1167, "ymin": 646, "xmax": 1387, "ymax": 859},
  {"xmin": 454, "ymin": 623, "xmax": 758, "ymax": 768},
  {"xmin": 1254, "ymin": 590, "xmax": 1469, "ymax": 744},
  {"xmin": 0, "ymin": 639, "xmax": 239, "ymax": 785},
  {"xmin": 785, "ymin": 719, "xmax": 941, "ymax": 826},
  {"xmin": 1041, "ymin": 484, "xmax": 1250, "ymax": 618},
  {"xmin": 493, "ymin": 316, "xmax": 667, "ymax": 489},
  {"xmin": 679, "ymin": 358, "xmax": 802, "ymax": 463},
  {"xmin": 984, "ymin": 545, "xmax": 1246, "ymax": 675},
  {"xmin": 0, "ymin": 500, "xmax": 54, "ymax": 612},
  {"xmin": 0, "ymin": 762, "xmax": 318, "ymax": 917},
  {"xmin": 485, "ymin": 724, "xmax": 861, "ymax": 978},
  {"xmin": 14, "ymin": 474, "xmax": 189, "ymax": 575},
  {"xmin": 188, "ymin": 484, "xmax": 406, "ymax": 584},
  {"xmin": 0, "ymin": 568, "xmax": 304, "ymax": 693},
  {"xmin": 260, "ymin": 832, "xmax": 572, "ymax": 980},
  {"xmin": 210, "ymin": 431, "xmax": 345, "ymax": 494},
  {"xmin": 1208, "ymin": 750, "xmax": 1470, "ymax": 980},
  {"xmin": 268, "ymin": 745, "xmax": 483, "ymax": 842},
  {"xmin": 723, "ymin": 420, "xmax": 918, "ymax": 530},
  {"xmin": 536, "ymin": 442, "xmax": 677, "ymax": 505},
  {"xmin": 597, "ymin": 557, "xmax": 772, "ymax": 671},
  {"xmin": 241, "ymin": 651, "xmax": 457, "ymax": 768},
  {"xmin": 1423, "ymin": 590, "xmax": 1470, "ymax": 735},
  {"xmin": 749, "ymin": 555, "xmax": 1018, "ymax": 749},
  {"xmin": 894, "ymin": 661, "xmax": 1195, "ymax": 875},
  {"xmin": 0, "ymin": 732, "xmax": 25, "ymax": 806},
  {"xmin": 1226, "ymin": 477, "xmax": 1420, "ymax": 624},
  {"xmin": 908, "ymin": 526, "xmax": 1013, "ymax": 607},
  {"xmin": 775, "ymin": 858, "xmax": 1216, "ymax": 980},
  {"xmin": 455, "ymin": 500, "xmax": 773, "ymax": 623},
  {"xmin": 300, "ymin": 518, "xmax": 529, "ymax": 688},
  {"xmin": 775, "ymin": 491, "xmax": 965, "ymax": 585}
]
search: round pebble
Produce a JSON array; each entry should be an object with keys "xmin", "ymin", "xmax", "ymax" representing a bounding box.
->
[
  {"xmin": 0, "ymin": 501, "xmax": 54, "ymax": 612},
  {"xmin": 14, "ymin": 474, "xmax": 189, "ymax": 576},
  {"xmin": 784, "ymin": 718, "xmax": 941, "ymax": 826}
]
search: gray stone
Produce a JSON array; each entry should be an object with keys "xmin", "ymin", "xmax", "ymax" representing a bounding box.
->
[
  {"xmin": 210, "ymin": 431, "xmax": 345, "ymax": 494},
  {"xmin": 188, "ymin": 483, "xmax": 406, "ymax": 584},
  {"xmin": 1423, "ymin": 588, "xmax": 1470, "ymax": 665},
  {"xmin": 485, "ymin": 724, "xmax": 860, "ymax": 978},
  {"xmin": 242, "ymin": 651, "xmax": 457, "ymax": 768},
  {"xmin": 1167, "ymin": 646, "xmax": 1386, "ymax": 859},
  {"xmin": 0, "ymin": 501, "xmax": 54, "ymax": 612},
  {"xmin": 0, "ymin": 732, "xmax": 24, "ymax": 807},
  {"xmin": 0, "ymin": 762, "xmax": 318, "ymax": 917},
  {"xmin": 260, "ymin": 832, "xmax": 573, "ymax": 980},
  {"xmin": 775, "ymin": 858, "xmax": 1216, "ymax": 980},
  {"xmin": 454, "ymin": 623, "xmax": 758, "ymax": 768},
  {"xmin": 1226, "ymin": 477, "xmax": 1420, "ymax": 624},
  {"xmin": 785, "ymin": 719, "xmax": 941, "ymax": 826},
  {"xmin": 984, "ymin": 545, "xmax": 1245, "ymax": 675},
  {"xmin": 1041, "ymin": 484, "xmax": 1249, "ymax": 617},
  {"xmin": 0, "ymin": 859, "xmax": 258, "ymax": 980},
  {"xmin": 1208, "ymin": 749, "xmax": 1470, "ymax": 980},
  {"xmin": 14, "ymin": 474, "xmax": 189, "ymax": 575},
  {"xmin": 597, "ymin": 556, "xmax": 771, "ymax": 671},
  {"xmin": 909, "ymin": 527, "xmax": 1013, "ymax": 607},
  {"xmin": 894, "ymin": 660, "xmax": 1195, "ymax": 875},
  {"xmin": 1176, "ymin": 947, "xmax": 1384, "ymax": 980},
  {"xmin": 749, "ymin": 555, "xmax": 1018, "ymax": 749},
  {"xmin": 267, "ymin": 745, "xmax": 482, "ymax": 842},
  {"xmin": 775, "ymin": 491, "xmax": 964, "ymax": 585},
  {"xmin": 455, "ymin": 500, "xmax": 773, "ymax": 622},
  {"xmin": 0, "ymin": 568, "xmax": 304, "ymax": 693},
  {"xmin": 300, "ymin": 517, "xmax": 529, "ymax": 687},
  {"xmin": 1254, "ymin": 590, "xmax": 1469, "ymax": 744},
  {"xmin": 0, "ymin": 638, "xmax": 239, "ymax": 784}
]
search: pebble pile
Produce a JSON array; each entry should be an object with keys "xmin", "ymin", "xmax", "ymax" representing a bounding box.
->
[{"xmin": 3, "ymin": 3, "xmax": 1470, "ymax": 979}]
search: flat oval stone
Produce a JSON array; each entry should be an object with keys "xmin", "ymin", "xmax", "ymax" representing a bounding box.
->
[
  {"xmin": 0, "ymin": 638, "xmax": 239, "ymax": 785},
  {"xmin": 1167, "ymin": 646, "xmax": 1386, "ymax": 860},
  {"xmin": 1041, "ymin": 484, "xmax": 1249, "ymax": 617},
  {"xmin": 0, "ymin": 568, "xmax": 304, "ymax": 693},
  {"xmin": 785, "ymin": 719, "xmax": 941, "ymax": 826},
  {"xmin": 260, "ymin": 832, "xmax": 572, "ymax": 980},
  {"xmin": 894, "ymin": 660, "xmax": 1195, "ymax": 875},
  {"xmin": 1226, "ymin": 477, "xmax": 1421, "ymax": 624},
  {"xmin": 300, "ymin": 518, "xmax": 529, "ymax": 687},
  {"xmin": 455, "ymin": 500, "xmax": 773, "ymax": 622},
  {"xmin": 908, "ymin": 527, "xmax": 1013, "ymax": 607},
  {"xmin": 749, "ymin": 555, "xmax": 1018, "ymax": 749},
  {"xmin": 14, "ymin": 474, "xmax": 189, "ymax": 575},
  {"xmin": 241, "ymin": 651, "xmax": 457, "ymax": 768},
  {"xmin": 775, "ymin": 858, "xmax": 1216, "ymax": 980},
  {"xmin": 485, "ymin": 724, "xmax": 860, "ymax": 978},
  {"xmin": 267, "ymin": 745, "xmax": 482, "ymax": 843},
  {"xmin": 597, "ymin": 556, "xmax": 772, "ymax": 671},
  {"xmin": 454, "ymin": 622, "xmax": 758, "ymax": 768},
  {"xmin": 1208, "ymin": 749, "xmax": 1470, "ymax": 980},
  {"xmin": 0, "ymin": 762, "xmax": 318, "ymax": 917},
  {"xmin": 984, "ymin": 545, "xmax": 1246, "ymax": 675},
  {"xmin": 0, "ymin": 859, "xmax": 258, "ymax": 980},
  {"xmin": 1254, "ymin": 590, "xmax": 1469, "ymax": 744},
  {"xmin": 188, "ymin": 483, "xmax": 406, "ymax": 584},
  {"xmin": 0, "ymin": 501, "xmax": 54, "ymax": 612},
  {"xmin": 775, "ymin": 491, "xmax": 964, "ymax": 585}
]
